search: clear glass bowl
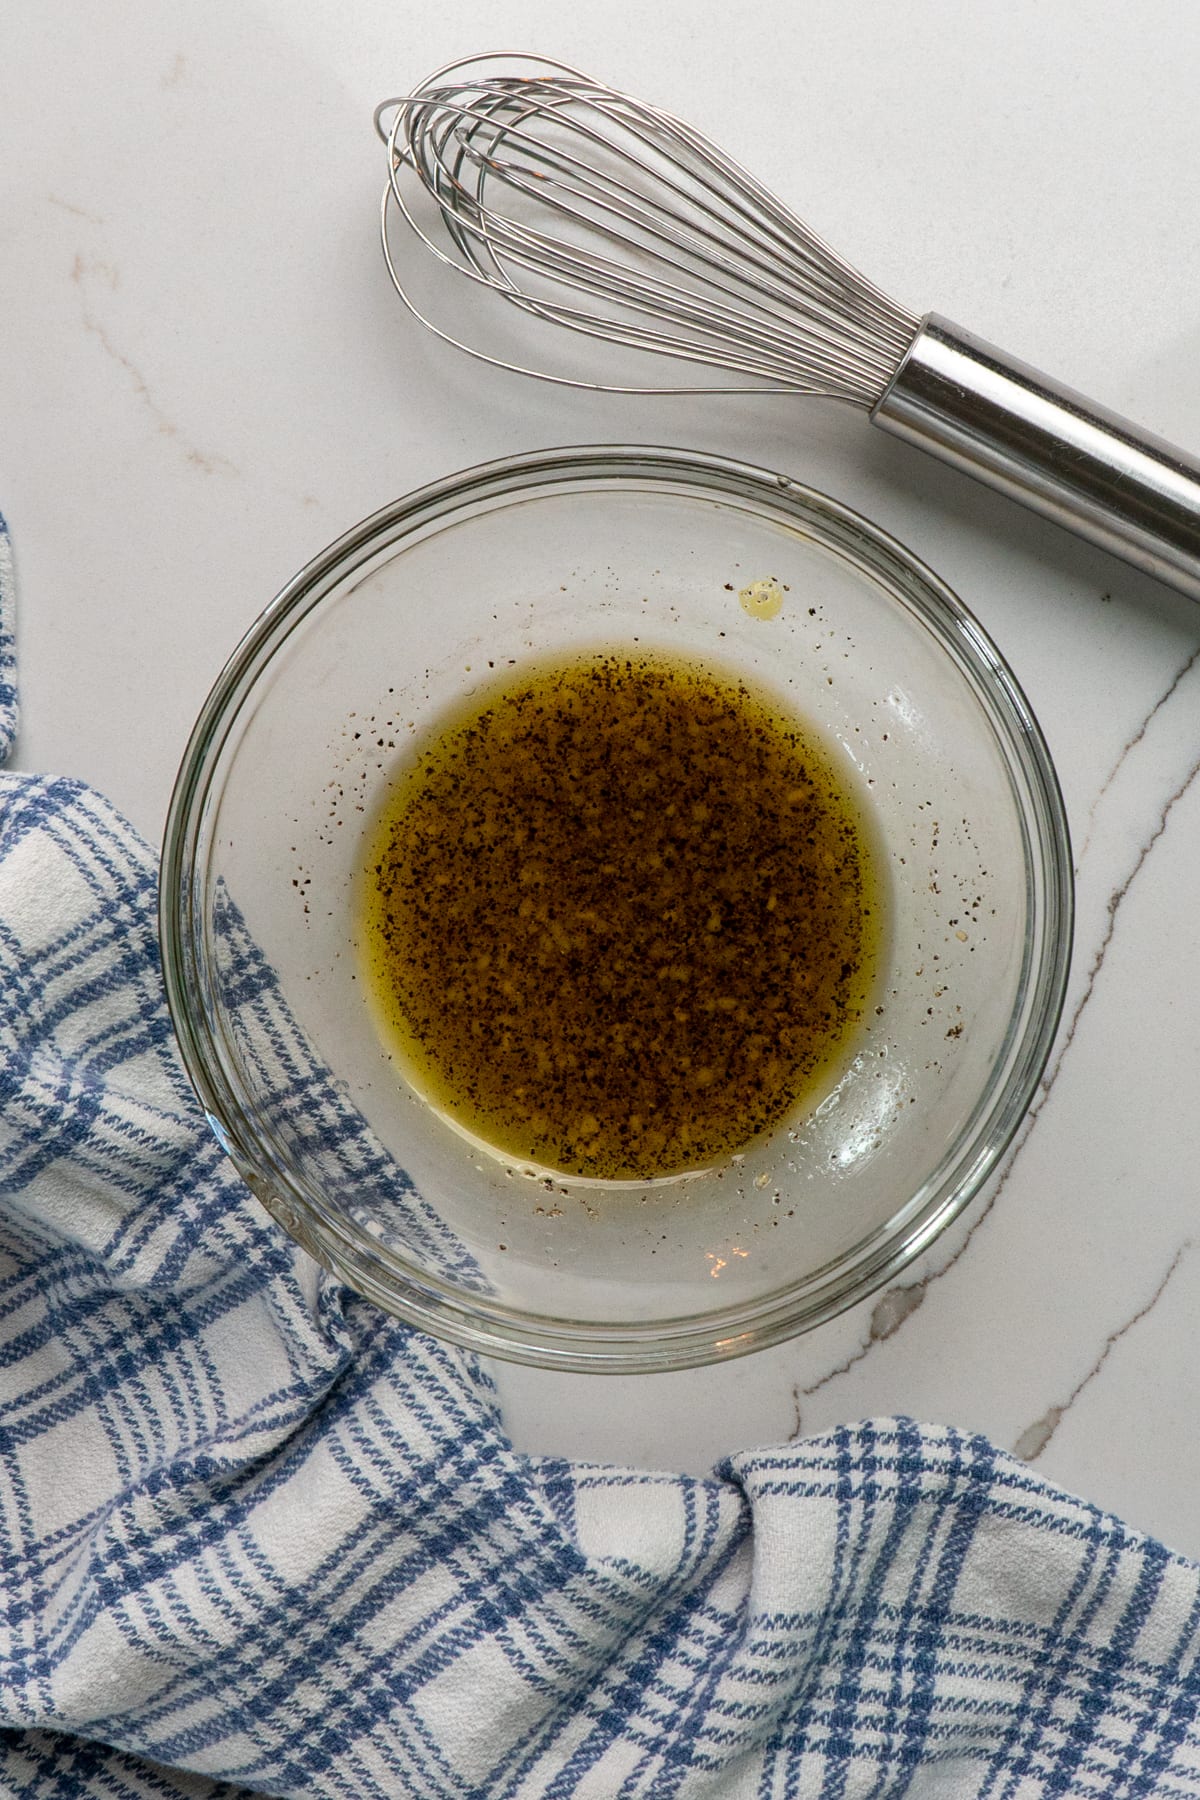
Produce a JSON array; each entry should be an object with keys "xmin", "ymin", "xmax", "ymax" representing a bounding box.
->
[{"xmin": 160, "ymin": 447, "xmax": 1072, "ymax": 1371}]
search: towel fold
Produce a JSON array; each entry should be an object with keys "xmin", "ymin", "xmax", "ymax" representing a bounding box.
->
[{"xmin": 2, "ymin": 518, "xmax": 1200, "ymax": 1794}]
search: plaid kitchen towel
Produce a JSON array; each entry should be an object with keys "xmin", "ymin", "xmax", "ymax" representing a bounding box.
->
[
  {"xmin": 3, "ymin": 564, "xmax": 1200, "ymax": 1793},
  {"xmin": 0, "ymin": 515, "xmax": 15, "ymax": 760}
]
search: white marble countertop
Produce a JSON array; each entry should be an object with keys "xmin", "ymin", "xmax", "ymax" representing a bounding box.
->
[{"xmin": 5, "ymin": 2, "xmax": 1200, "ymax": 1555}]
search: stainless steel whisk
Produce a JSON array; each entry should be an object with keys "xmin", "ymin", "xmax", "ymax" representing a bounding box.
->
[{"xmin": 376, "ymin": 53, "xmax": 1200, "ymax": 601}]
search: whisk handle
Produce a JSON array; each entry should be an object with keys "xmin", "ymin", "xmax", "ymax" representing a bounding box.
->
[{"xmin": 872, "ymin": 313, "xmax": 1200, "ymax": 601}]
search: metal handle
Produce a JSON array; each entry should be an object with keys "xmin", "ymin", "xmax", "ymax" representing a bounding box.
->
[{"xmin": 871, "ymin": 313, "xmax": 1200, "ymax": 601}]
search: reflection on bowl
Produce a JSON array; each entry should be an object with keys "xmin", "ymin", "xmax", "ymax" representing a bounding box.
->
[{"xmin": 160, "ymin": 447, "xmax": 1072, "ymax": 1372}]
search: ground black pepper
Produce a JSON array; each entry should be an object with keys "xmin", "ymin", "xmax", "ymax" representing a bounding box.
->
[{"xmin": 359, "ymin": 648, "xmax": 883, "ymax": 1180}]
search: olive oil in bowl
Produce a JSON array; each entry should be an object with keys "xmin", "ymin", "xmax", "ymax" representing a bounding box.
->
[{"xmin": 359, "ymin": 648, "xmax": 884, "ymax": 1182}]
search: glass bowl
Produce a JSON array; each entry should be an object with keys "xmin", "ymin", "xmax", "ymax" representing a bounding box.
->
[{"xmin": 160, "ymin": 446, "xmax": 1072, "ymax": 1372}]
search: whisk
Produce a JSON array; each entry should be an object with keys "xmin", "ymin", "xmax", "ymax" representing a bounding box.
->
[{"xmin": 376, "ymin": 54, "xmax": 1200, "ymax": 601}]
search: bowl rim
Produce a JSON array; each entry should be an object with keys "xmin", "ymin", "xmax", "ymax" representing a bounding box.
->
[{"xmin": 159, "ymin": 443, "xmax": 1073, "ymax": 1372}]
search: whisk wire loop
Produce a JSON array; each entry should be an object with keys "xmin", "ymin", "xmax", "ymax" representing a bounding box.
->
[
  {"xmin": 435, "ymin": 160, "xmax": 872, "ymax": 386},
  {"xmin": 379, "ymin": 56, "xmax": 920, "ymax": 401}
]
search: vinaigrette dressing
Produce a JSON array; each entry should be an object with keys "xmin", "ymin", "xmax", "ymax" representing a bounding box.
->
[{"xmin": 359, "ymin": 648, "xmax": 883, "ymax": 1181}]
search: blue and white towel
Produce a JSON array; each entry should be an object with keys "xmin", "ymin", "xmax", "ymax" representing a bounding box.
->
[
  {"xmin": 0, "ymin": 516, "xmax": 16, "ymax": 761},
  {"xmin": 3, "ymin": 522, "xmax": 1200, "ymax": 1797}
]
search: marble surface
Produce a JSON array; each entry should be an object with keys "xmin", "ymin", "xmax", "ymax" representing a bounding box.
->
[{"xmin": 5, "ymin": 2, "xmax": 1200, "ymax": 1554}]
